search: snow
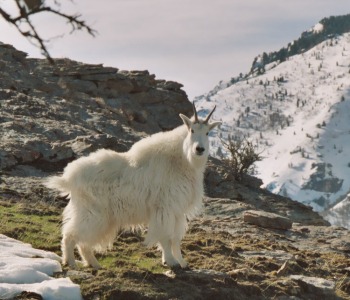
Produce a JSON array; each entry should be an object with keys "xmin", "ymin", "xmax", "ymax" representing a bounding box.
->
[
  {"xmin": 312, "ymin": 23, "xmax": 324, "ymax": 33},
  {"xmin": 0, "ymin": 234, "xmax": 82, "ymax": 300},
  {"xmin": 321, "ymin": 193, "xmax": 350, "ymax": 228},
  {"xmin": 195, "ymin": 32, "xmax": 350, "ymax": 226}
]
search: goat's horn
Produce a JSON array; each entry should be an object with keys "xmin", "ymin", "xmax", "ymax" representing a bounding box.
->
[
  {"xmin": 192, "ymin": 101, "xmax": 199, "ymax": 123},
  {"xmin": 204, "ymin": 105, "xmax": 216, "ymax": 124}
]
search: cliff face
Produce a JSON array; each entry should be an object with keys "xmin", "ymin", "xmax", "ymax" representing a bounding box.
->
[{"xmin": 1, "ymin": 43, "xmax": 350, "ymax": 300}]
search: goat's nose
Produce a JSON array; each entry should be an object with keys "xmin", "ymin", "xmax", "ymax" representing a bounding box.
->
[{"xmin": 196, "ymin": 146, "xmax": 205, "ymax": 155}]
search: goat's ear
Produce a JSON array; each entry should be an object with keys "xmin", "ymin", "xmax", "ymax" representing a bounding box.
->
[
  {"xmin": 179, "ymin": 114, "xmax": 192, "ymax": 130},
  {"xmin": 209, "ymin": 121, "xmax": 222, "ymax": 131}
]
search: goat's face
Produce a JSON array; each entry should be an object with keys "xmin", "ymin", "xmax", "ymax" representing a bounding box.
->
[{"xmin": 180, "ymin": 103, "xmax": 221, "ymax": 164}]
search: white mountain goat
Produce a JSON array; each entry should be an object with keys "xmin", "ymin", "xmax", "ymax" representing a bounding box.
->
[{"xmin": 45, "ymin": 103, "xmax": 221, "ymax": 269}]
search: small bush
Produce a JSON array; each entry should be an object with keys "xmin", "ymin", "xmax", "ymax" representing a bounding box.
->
[{"xmin": 221, "ymin": 137, "xmax": 262, "ymax": 181}]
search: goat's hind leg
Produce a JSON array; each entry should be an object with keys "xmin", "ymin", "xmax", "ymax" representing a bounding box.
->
[
  {"xmin": 61, "ymin": 202, "xmax": 78, "ymax": 268},
  {"xmin": 61, "ymin": 233, "xmax": 77, "ymax": 268}
]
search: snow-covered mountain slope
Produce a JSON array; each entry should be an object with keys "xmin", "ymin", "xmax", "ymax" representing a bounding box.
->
[
  {"xmin": 195, "ymin": 32, "xmax": 350, "ymax": 225},
  {"xmin": 322, "ymin": 193, "xmax": 350, "ymax": 228}
]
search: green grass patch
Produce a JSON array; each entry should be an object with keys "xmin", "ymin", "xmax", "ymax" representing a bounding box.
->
[{"xmin": 0, "ymin": 199, "xmax": 62, "ymax": 252}]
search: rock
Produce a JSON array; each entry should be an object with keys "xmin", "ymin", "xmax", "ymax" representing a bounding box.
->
[
  {"xmin": 227, "ymin": 268, "xmax": 266, "ymax": 282},
  {"xmin": 330, "ymin": 240, "xmax": 350, "ymax": 252},
  {"xmin": 66, "ymin": 270, "xmax": 94, "ymax": 280},
  {"xmin": 67, "ymin": 134, "xmax": 129, "ymax": 156},
  {"xmin": 14, "ymin": 291, "xmax": 43, "ymax": 299},
  {"xmin": 156, "ymin": 80, "xmax": 184, "ymax": 91},
  {"xmin": 289, "ymin": 275, "xmax": 337, "ymax": 299},
  {"xmin": 240, "ymin": 250, "xmax": 294, "ymax": 263},
  {"xmin": 302, "ymin": 163, "xmax": 343, "ymax": 193},
  {"xmin": 243, "ymin": 210, "xmax": 293, "ymax": 230}
]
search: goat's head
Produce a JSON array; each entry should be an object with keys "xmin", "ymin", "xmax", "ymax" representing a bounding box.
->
[{"xmin": 180, "ymin": 102, "xmax": 221, "ymax": 165}]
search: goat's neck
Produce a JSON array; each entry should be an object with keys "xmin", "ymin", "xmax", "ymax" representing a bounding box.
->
[{"xmin": 185, "ymin": 153, "xmax": 208, "ymax": 172}]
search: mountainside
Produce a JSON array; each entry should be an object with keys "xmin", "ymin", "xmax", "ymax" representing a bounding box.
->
[{"xmin": 194, "ymin": 16, "xmax": 350, "ymax": 227}]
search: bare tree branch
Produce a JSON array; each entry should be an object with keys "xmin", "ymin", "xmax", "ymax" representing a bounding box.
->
[{"xmin": 0, "ymin": 0, "xmax": 97, "ymax": 63}]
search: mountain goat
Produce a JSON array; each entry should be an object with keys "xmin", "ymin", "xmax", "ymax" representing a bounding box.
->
[{"xmin": 45, "ymin": 103, "xmax": 221, "ymax": 269}]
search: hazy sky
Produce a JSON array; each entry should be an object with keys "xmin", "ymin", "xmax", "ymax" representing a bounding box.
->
[{"xmin": 0, "ymin": 0, "xmax": 349, "ymax": 99}]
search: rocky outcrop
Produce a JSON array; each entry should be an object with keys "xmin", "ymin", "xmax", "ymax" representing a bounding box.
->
[
  {"xmin": 204, "ymin": 157, "xmax": 329, "ymax": 226},
  {"xmin": 302, "ymin": 163, "xmax": 343, "ymax": 193}
]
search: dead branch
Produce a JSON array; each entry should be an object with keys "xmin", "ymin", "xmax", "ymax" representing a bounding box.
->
[{"xmin": 0, "ymin": 0, "xmax": 96, "ymax": 63}]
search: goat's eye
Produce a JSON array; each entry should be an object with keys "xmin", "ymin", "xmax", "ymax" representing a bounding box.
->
[{"xmin": 191, "ymin": 129, "xmax": 194, "ymax": 133}]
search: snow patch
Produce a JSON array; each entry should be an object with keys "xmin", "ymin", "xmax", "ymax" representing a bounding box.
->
[
  {"xmin": 312, "ymin": 23, "xmax": 324, "ymax": 33},
  {"xmin": 0, "ymin": 234, "xmax": 82, "ymax": 300}
]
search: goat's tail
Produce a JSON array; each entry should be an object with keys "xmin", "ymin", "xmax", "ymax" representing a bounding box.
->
[{"xmin": 44, "ymin": 175, "xmax": 71, "ymax": 196}]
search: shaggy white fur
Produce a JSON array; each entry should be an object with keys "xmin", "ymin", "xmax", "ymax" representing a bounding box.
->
[{"xmin": 45, "ymin": 107, "xmax": 221, "ymax": 269}]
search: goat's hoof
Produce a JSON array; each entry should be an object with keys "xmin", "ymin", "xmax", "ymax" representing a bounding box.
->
[
  {"xmin": 93, "ymin": 265, "xmax": 102, "ymax": 270},
  {"xmin": 62, "ymin": 261, "xmax": 77, "ymax": 269},
  {"xmin": 163, "ymin": 261, "xmax": 180, "ymax": 269},
  {"xmin": 166, "ymin": 263, "xmax": 186, "ymax": 273},
  {"xmin": 84, "ymin": 262, "xmax": 102, "ymax": 270},
  {"xmin": 64, "ymin": 264, "xmax": 77, "ymax": 270},
  {"xmin": 172, "ymin": 265, "xmax": 191, "ymax": 274},
  {"xmin": 170, "ymin": 265, "xmax": 182, "ymax": 273},
  {"xmin": 178, "ymin": 260, "xmax": 188, "ymax": 269}
]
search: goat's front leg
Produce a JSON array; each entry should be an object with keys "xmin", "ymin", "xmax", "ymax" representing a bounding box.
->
[
  {"xmin": 171, "ymin": 215, "xmax": 188, "ymax": 268},
  {"xmin": 158, "ymin": 238, "xmax": 180, "ymax": 268},
  {"xmin": 171, "ymin": 239, "xmax": 187, "ymax": 268},
  {"xmin": 77, "ymin": 245, "xmax": 101, "ymax": 269},
  {"xmin": 146, "ymin": 210, "xmax": 180, "ymax": 268}
]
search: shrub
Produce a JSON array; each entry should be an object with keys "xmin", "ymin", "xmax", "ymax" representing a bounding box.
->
[{"xmin": 221, "ymin": 137, "xmax": 262, "ymax": 181}]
